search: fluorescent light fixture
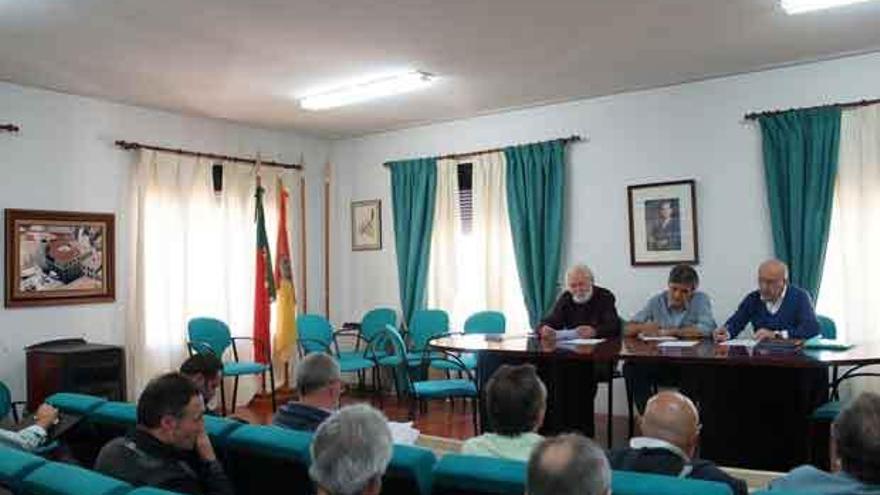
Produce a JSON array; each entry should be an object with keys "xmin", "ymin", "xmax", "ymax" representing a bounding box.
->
[
  {"xmin": 299, "ymin": 71, "xmax": 435, "ymax": 110},
  {"xmin": 781, "ymin": 0, "xmax": 876, "ymax": 14}
]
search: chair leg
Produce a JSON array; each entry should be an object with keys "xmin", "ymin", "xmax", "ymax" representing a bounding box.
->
[
  {"xmin": 220, "ymin": 376, "xmax": 227, "ymax": 416},
  {"xmin": 231, "ymin": 376, "xmax": 239, "ymax": 414},
  {"xmin": 268, "ymin": 366, "xmax": 277, "ymax": 412},
  {"xmin": 607, "ymin": 367, "xmax": 614, "ymax": 449},
  {"xmin": 626, "ymin": 376, "xmax": 635, "ymax": 439},
  {"xmin": 472, "ymin": 398, "xmax": 479, "ymax": 436},
  {"xmin": 376, "ymin": 368, "xmax": 384, "ymax": 409}
]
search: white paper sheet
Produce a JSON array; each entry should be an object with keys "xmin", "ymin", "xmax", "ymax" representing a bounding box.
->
[
  {"xmin": 657, "ymin": 340, "xmax": 699, "ymax": 348},
  {"xmin": 638, "ymin": 335, "xmax": 678, "ymax": 342},
  {"xmin": 558, "ymin": 338, "xmax": 605, "ymax": 345},
  {"xmin": 720, "ymin": 339, "xmax": 757, "ymax": 348},
  {"xmin": 388, "ymin": 421, "xmax": 421, "ymax": 445}
]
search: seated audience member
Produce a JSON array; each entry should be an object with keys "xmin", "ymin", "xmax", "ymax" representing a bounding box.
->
[
  {"xmin": 0, "ymin": 403, "xmax": 59, "ymax": 451},
  {"xmin": 769, "ymin": 392, "xmax": 880, "ymax": 494},
  {"xmin": 180, "ymin": 353, "xmax": 223, "ymax": 415},
  {"xmin": 274, "ymin": 352, "xmax": 342, "ymax": 431},
  {"xmin": 309, "ymin": 404, "xmax": 393, "ymax": 495},
  {"xmin": 624, "ymin": 264, "xmax": 716, "ymax": 413},
  {"xmin": 714, "ymin": 259, "xmax": 819, "ymax": 342},
  {"xmin": 527, "ymin": 433, "xmax": 611, "ymax": 495},
  {"xmin": 95, "ymin": 373, "xmax": 233, "ymax": 495},
  {"xmin": 608, "ymin": 391, "xmax": 747, "ymax": 495},
  {"xmin": 462, "ymin": 364, "xmax": 545, "ymax": 461}
]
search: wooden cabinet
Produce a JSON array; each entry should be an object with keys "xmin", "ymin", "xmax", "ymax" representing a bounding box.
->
[{"xmin": 26, "ymin": 338, "xmax": 125, "ymax": 411}]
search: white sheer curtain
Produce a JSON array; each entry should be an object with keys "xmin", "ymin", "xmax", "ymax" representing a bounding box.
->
[
  {"xmin": 817, "ymin": 104, "xmax": 880, "ymax": 396},
  {"xmin": 427, "ymin": 152, "xmax": 529, "ymax": 333},
  {"xmin": 126, "ymin": 150, "xmax": 299, "ymax": 403},
  {"xmin": 427, "ymin": 159, "xmax": 460, "ymax": 324},
  {"xmin": 470, "ymin": 152, "xmax": 530, "ymax": 334}
]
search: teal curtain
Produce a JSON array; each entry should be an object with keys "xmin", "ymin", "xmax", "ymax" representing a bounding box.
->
[
  {"xmin": 389, "ymin": 158, "xmax": 437, "ymax": 326},
  {"xmin": 505, "ymin": 140, "xmax": 566, "ymax": 328},
  {"xmin": 758, "ymin": 107, "xmax": 841, "ymax": 301}
]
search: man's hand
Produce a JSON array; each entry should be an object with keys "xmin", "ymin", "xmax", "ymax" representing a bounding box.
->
[
  {"xmin": 34, "ymin": 404, "xmax": 59, "ymax": 430},
  {"xmin": 576, "ymin": 325, "xmax": 597, "ymax": 338},
  {"xmin": 195, "ymin": 431, "xmax": 217, "ymax": 462},
  {"xmin": 713, "ymin": 327, "xmax": 730, "ymax": 343},
  {"xmin": 538, "ymin": 325, "xmax": 557, "ymax": 340},
  {"xmin": 638, "ymin": 323, "xmax": 661, "ymax": 336},
  {"xmin": 754, "ymin": 329, "xmax": 777, "ymax": 342}
]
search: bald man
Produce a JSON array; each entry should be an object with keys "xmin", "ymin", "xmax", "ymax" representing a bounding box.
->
[
  {"xmin": 713, "ymin": 259, "xmax": 819, "ymax": 342},
  {"xmin": 608, "ymin": 391, "xmax": 747, "ymax": 495}
]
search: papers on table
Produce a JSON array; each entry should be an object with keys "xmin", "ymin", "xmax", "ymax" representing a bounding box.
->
[
  {"xmin": 657, "ymin": 340, "xmax": 698, "ymax": 348},
  {"xmin": 720, "ymin": 339, "xmax": 757, "ymax": 348},
  {"xmin": 638, "ymin": 335, "xmax": 677, "ymax": 342},
  {"xmin": 388, "ymin": 421, "xmax": 420, "ymax": 445},
  {"xmin": 558, "ymin": 338, "xmax": 606, "ymax": 346}
]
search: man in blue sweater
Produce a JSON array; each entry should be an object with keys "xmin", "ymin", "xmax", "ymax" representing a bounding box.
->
[{"xmin": 713, "ymin": 259, "xmax": 819, "ymax": 342}]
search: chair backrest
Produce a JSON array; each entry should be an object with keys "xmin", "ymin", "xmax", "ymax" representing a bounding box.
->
[
  {"xmin": 464, "ymin": 311, "xmax": 506, "ymax": 334},
  {"xmin": 409, "ymin": 310, "xmax": 450, "ymax": 351},
  {"xmin": 361, "ymin": 308, "xmax": 398, "ymax": 341},
  {"xmin": 187, "ymin": 317, "xmax": 233, "ymax": 357},
  {"xmin": 383, "ymin": 324, "xmax": 415, "ymax": 394},
  {"xmin": 0, "ymin": 444, "xmax": 47, "ymax": 492},
  {"xmin": 22, "ymin": 461, "xmax": 132, "ymax": 495},
  {"xmin": 297, "ymin": 314, "xmax": 335, "ymax": 354},
  {"xmin": 817, "ymin": 314, "xmax": 837, "ymax": 340},
  {"xmin": 0, "ymin": 381, "xmax": 12, "ymax": 421}
]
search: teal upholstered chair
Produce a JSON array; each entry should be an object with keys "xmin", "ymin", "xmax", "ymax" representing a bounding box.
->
[
  {"xmin": 432, "ymin": 454, "xmax": 733, "ymax": 495},
  {"xmin": 188, "ymin": 317, "xmax": 276, "ymax": 415},
  {"xmin": 0, "ymin": 444, "xmax": 47, "ymax": 492},
  {"xmin": 382, "ymin": 324, "xmax": 479, "ymax": 434},
  {"xmin": 21, "ymin": 461, "xmax": 132, "ymax": 495},
  {"xmin": 45, "ymin": 393, "xmax": 106, "ymax": 416},
  {"xmin": 463, "ymin": 311, "xmax": 506, "ymax": 334},
  {"xmin": 296, "ymin": 313, "xmax": 377, "ymax": 377},
  {"xmin": 336, "ymin": 308, "xmax": 398, "ymax": 392},
  {"xmin": 129, "ymin": 488, "xmax": 189, "ymax": 495}
]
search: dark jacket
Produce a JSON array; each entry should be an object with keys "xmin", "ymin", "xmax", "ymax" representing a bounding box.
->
[
  {"xmin": 94, "ymin": 428, "xmax": 233, "ymax": 495},
  {"xmin": 540, "ymin": 286, "xmax": 622, "ymax": 338},
  {"xmin": 272, "ymin": 402, "xmax": 331, "ymax": 432},
  {"xmin": 608, "ymin": 445, "xmax": 747, "ymax": 495}
]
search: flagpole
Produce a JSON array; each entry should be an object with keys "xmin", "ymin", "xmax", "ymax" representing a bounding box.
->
[{"xmin": 323, "ymin": 161, "xmax": 331, "ymax": 318}]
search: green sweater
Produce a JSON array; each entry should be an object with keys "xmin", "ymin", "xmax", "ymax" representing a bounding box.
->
[{"xmin": 461, "ymin": 432, "xmax": 543, "ymax": 461}]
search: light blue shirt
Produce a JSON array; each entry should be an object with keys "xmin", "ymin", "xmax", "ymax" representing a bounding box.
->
[
  {"xmin": 630, "ymin": 291, "xmax": 716, "ymax": 335},
  {"xmin": 0, "ymin": 424, "xmax": 47, "ymax": 451}
]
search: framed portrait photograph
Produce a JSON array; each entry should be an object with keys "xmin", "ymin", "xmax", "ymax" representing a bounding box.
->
[
  {"xmin": 351, "ymin": 200, "xmax": 382, "ymax": 251},
  {"xmin": 627, "ymin": 180, "xmax": 698, "ymax": 266},
  {"xmin": 5, "ymin": 209, "xmax": 115, "ymax": 307}
]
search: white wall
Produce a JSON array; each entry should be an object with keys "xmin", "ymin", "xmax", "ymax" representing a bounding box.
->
[
  {"xmin": 328, "ymin": 51, "xmax": 880, "ymax": 415},
  {"xmin": 0, "ymin": 82, "xmax": 330, "ymax": 400}
]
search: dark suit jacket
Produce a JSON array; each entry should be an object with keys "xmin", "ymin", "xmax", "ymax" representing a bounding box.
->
[
  {"xmin": 608, "ymin": 446, "xmax": 747, "ymax": 495},
  {"xmin": 540, "ymin": 286, "xmax": 622, "ymax": 338}
]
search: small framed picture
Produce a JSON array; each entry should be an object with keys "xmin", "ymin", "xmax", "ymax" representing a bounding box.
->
[
  {"xmin": 5, "ymin": 209, "xmax": 115, "ymax": 307},
  {"xmin": 627, "ymin": 180, "xmax": 698, "ymax": 266},
  {"xmin": 351, "ymin": 200, "xmax": 382, "ymax": 251}
]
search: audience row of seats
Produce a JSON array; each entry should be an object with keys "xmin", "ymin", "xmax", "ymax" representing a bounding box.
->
[
  {"xmin": 0, "ymin": 443, "xmax": 180, "ymax": 495},
  {"xmin": 42, "ymin": 392, "xmax": 783, "ymax": 495}
]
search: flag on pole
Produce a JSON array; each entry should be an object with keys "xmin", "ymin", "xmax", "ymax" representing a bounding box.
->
[
  {"xmin": 253, "ymin": 173, "xmax": 275, "ymax": 364},
  {"xmin": 272, "ymin": 177, "xmax": 298, "ymax": 362}
]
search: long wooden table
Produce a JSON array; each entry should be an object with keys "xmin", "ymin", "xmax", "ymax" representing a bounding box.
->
[{"xmin": 430, "ymin": 334, "xmax": 880, "ymax": 471}]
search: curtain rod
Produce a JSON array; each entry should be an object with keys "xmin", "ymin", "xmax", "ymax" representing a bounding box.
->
[
  {"xmin": 382, "ymin": 135, "xmax": 584, "ymax": 167},
  {"xmin": 744, "ymin": 98, "xmax": 880, "ymax": 121},
  {"xmin": 1, "ymin": 124, "xmax": 20, "ymax": 133},
  {"xmin": 114, "ymin": 140, "xmax": 303, "ymax": 170}
]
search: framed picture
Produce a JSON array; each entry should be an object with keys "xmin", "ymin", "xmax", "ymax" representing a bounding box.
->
[
  {"xmin": 351, "ymin": 200, "xmax": 382, "ymax": 251},
  {"xmin": 5, "ymin": 209, "xmax": 115, "ymax": 307},
  {"xmin": 627, "ymin": 180, "xmax": 698, "ymax": 266}
]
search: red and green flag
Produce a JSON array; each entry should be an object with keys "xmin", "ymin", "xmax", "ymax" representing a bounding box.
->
[{"xmin": 253, "ymin": 176, "xmax": 276, "ymax": 364}]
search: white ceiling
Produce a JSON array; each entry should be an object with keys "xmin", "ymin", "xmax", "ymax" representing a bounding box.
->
[{"xmin": 2, "ymin": 0, "xmax": 880, "ymax": 138}]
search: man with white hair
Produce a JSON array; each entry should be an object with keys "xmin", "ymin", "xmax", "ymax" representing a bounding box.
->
[
  {"xmin": 309, "ymin": 404, "xmax": 393, "ymax": 495},
  {"xmin": 538, "ymin": 264, "xmax": 621, "ymax": 340},
  {"xmin": 713, "ymin": 259, "xmax": 819, "ymax": 342},
  {"xmin": 531, "ymin": 263, "xmax": 621, "ymax": 437}
]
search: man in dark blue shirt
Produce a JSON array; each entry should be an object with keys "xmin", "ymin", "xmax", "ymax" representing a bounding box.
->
[
  {"xmin": 713, "ymin": 259, "xmax": 819, "ymax": 342},
  {"xmin": 273, "ymin": 352, "xmax": 342, "ymax": 432}
]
